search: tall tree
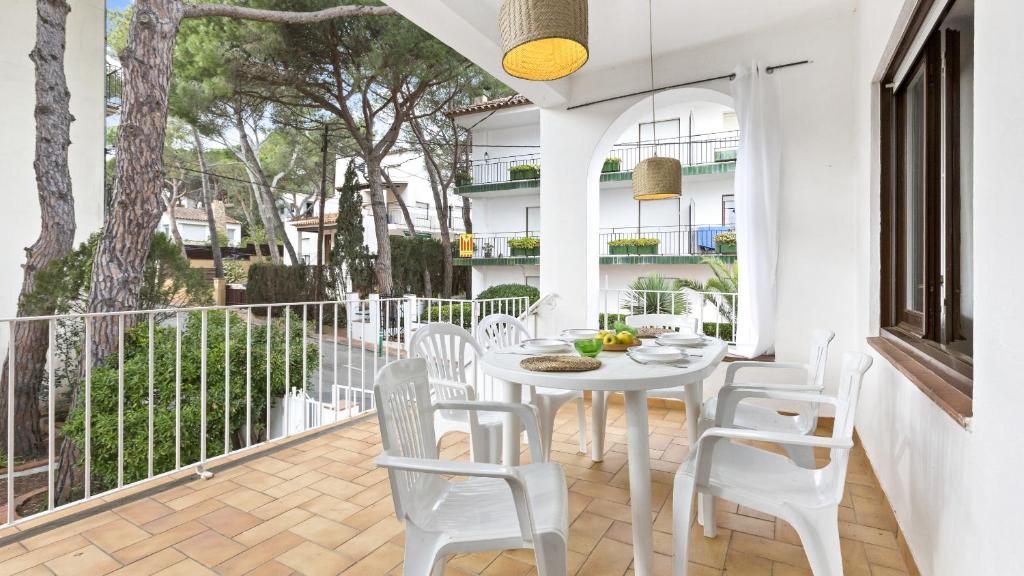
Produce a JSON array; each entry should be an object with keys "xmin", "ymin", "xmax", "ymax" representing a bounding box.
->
[
  {"xmin": 0, "ymin": 0, "xmax": 77, "ymax": 457},
  {"xmin": 191, "ymin": 125, "xmax": 224, "ymax": 280},
  {"xmin": 236, "ymin": 2, "xmax": 468, "ymax": 295}
]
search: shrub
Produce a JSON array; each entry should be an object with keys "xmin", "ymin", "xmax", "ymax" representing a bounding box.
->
[
  {"xmin": 224, "ymin": 261, "xmax": 248, "ymax": 284},
  {"xmin": 420, "ymin": 303, "xmax": 474, "ymax": 329},
  {"xmin": 454, "ymin": 169, "xmax": 472, "ymax": 186},
  {"xmin": 622, "ymin": 274, "xmax": 690, "ymax": 315},
  {"xmin": 508, "ymin": 237, "xmax": 540, "ymax": 250},
  {"xmin": 601, "ymin": 157, "xmax": 621, "ymax": 173},
  {"xmin": 599, "ymin": 313, "xmax": 627, "ymax": 329},
  {"xmin": 477, "ymin": 283, "xmax": 540, "ymax": 305},
  {"xmin": 247, "ymin": 263, "xmax": 314, "ymax": 307},
  {"xmin": 702, "ymin": 321, "xmax": 734, "ymax": 342},
  {"xmin": 509, "ymin": 164, "xmax": 540, "ymax": 180},
  {"xmin": 61, "ymin": 310, "xmax": 315, "ymax": 489},
  {"xmin": 714, "ymin": 231, "xmax": 737, "ymax": 245},
  {"xmin": 607, "ymin": 237, "xmax": 661, "ymax": 247}
]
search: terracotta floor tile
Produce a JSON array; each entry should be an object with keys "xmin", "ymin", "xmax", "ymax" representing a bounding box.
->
[
  {"xmin": 576, "ymin": 537, "xmax": 634, "ymax": 576},
  {"xmin": 83, "ymin": 518, "xmax": 151, "ymax": 553},
  {"xmin": 339, "ymin": 541, "xmax": 403, "ymax": 575},
  {"xmin": 246, "ymin": 560, "xmax": 296, "ymax": 575},
  {"xmin": 234, "ymin": 508, "xmax": 313, "ymax": 547},
  {"xmin": 251, "ymin": 487, "xmax": 320, "ymax": 521},
  {"xmin": 276, "ymin": 541, "xmax": 355, "ymax": 576},
  {"xmin": 113, "ymin": 499, "xmax": 175, "ymax": 525},
  {"xmin": 112, "ymin": 521, "xmax": 207, "ymax": 564},
  {"xmin": 289, "ymin": 515, "xmax": 359, "ymax": 549},
  {"xmin": 108, "ymin": 548, "xmax": 186, "ymax": 576},
  {"xmin": 197, "ymin": 505, "xmax": 263, "ymax": 537},
  {"xmin": 0, "ymin": 535, "xmax": 88, "ymax": 576},
  {"xmin": 44, "ymin": 544, "xmax": 121, "ymax": 576},
  {"xmin": 216, "ymin": 486, "xmax": 275, "ymax": 512},
  {"xmin": 174, "ymin": 529, "xmax": 246, "ymax": 566},
  {"xmin": 215, "ymin": 531, "xmax": 305, "ymax": 576},
  {"xmin": 153, "ymin": 557, "xmax": 218, "ymax": 575}
]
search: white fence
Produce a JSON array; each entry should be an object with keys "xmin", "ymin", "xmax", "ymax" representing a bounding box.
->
[{"xmin": 0, "ymin": 294, "xmax": 529, "ymax": 527}]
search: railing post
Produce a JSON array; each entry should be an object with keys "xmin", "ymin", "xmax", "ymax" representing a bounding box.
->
[
  {"xmin": 404, "ymin": 294, "xmax": 417, "ymax": 354},
  {"xmin": 470, "ymin": 299, "xmax": 480, "ymax": 338},
  {"xmin": 369, "ymin": 293, "xmax": 382, "ymax": 358}
]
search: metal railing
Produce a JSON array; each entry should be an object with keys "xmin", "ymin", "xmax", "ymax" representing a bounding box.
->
[
  {"xmin": 0, "ymin": 294, "xmax": 530, "ymax": 527},
  {"xmin": 458, "ymin": 131, "xmax": 739, "ymax": 186},
  {"xmin": 600, "ymin": 224, "xmax": 736, "ymax": 256},
  {"xmin": 459, "ymin": 231, "xmax": 540, "ymax": 259},
  {"xmin": 105, "ymin": 65, "xmax": 123, "ymax": 110},
  {"xmin": 599, "ymin": 288, "xmax": 737, "ymax": 343},
  {"xmin": 386, "ymin": 205, "xmax": 466, "ymax": 234}
]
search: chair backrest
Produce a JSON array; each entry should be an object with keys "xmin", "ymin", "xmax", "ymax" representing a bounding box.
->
[
  {"xmin": 374, "ymin": 359, "xmax": 445, "ymax": 522},
  {"xmin": 476, "ymin": 314, "xmax": 532, "ymax": 351},
  {"xmin": 409, "ymin": 323, "xmax": 487, "ymax": 414},
  {"xmin": 625, "ymin": 313, "xmax": 699, "ymax": 334},
  {"xmin": 805, "ymin": 329, "xmax": 836, "ymax": 390},
  {"xmin": 824, "ymin": 352, "xmax": 873, "ymax": 501}
]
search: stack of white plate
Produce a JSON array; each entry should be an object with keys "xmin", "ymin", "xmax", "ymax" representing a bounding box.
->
[
  {"xmin": 655, "ymin": 332, "xmax": 704, "ymax": 347},
  {"xmin": 628, "ymin": 346, "xmax": 686, "ymax": 364},
  {"xmin": 519, "ymin": 338, "xmax": 572, "ymax": 354},
  {"xmin": 560, "ymin": 329, "xmax": 600, "ymax": 341}
]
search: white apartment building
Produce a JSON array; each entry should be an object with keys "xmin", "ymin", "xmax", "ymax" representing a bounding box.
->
[
  {"xmin": 285, "ymin": 150, "xmax": 466, "ymax": 265},
  {"xmin": 452, "ymin": 95, "xmax": 739, "ymax": 295}
]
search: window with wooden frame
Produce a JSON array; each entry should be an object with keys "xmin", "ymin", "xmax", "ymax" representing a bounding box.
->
[{"xmin": 879, "ymin": 0, "xmax": 974, "ymax": 411}]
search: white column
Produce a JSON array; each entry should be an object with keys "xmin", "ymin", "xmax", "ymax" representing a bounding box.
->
[{"xmin": 538, "ymin": 108, "xmax": 606, "ymax": 334}]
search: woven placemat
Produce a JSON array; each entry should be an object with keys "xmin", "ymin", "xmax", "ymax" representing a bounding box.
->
[{"xmin": 521, "ymin": 355, "xmax": 601, "ymax": 372}]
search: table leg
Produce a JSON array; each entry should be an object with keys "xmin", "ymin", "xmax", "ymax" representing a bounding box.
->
[
  {"xmin": 504, "ymin": 381, "xmax": 522, "ymax": 466},
  {"xmin": 590, "ymin": 390, "xmax": 606, "ymax": 462},
  {"xmin": 623, "ymin": 390, "xmax": 653, "ymax": 576}
]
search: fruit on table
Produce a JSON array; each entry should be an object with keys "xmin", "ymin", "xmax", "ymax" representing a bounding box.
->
[
  {"xmin": 617, "ymin": 331, "xmax": 635, "ymax": 346},
  {"xmin": 602, "ymin": 334, "xmax": 618, "ymax": 345},
  {"xmin": 596, "ymin": 330, "xmax": 636, "ymax": 346}
]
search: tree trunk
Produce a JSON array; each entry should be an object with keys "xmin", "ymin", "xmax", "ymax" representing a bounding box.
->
[
  {"xmin": 192, "ymin": 125, "xmax": 223, "ymax": 279},
  {"xmin": 162, "ymin": 184, "xmax": 187, "ymax": 257},
  {"xmin": 380, "ymin": 169, "xmax": 416, "ymax": 236},
  {"xmin": 423, "ymin": 156, "xmax": 453, "ymax": 298},
  {"xmin": 314, "ymin": 124, "xmax": 330, "ymax": 299},
  {"xmin": 365, "ymin": 159, "xmax": 394, "ymax": 296},
  {"xmin": 0, "ymin": 0, "xmax": 77, "ymax": 458},
  {"xmin": 235, "ymin": 111, "xmax": 299, "ymax": 264}
]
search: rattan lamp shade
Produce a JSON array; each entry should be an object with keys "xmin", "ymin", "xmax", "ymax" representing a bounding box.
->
[
  {"xmin": 499, "ymin": 0, "xmax": 589, "ymax": 81},
  {"xmin": 633, "ymin": 156, "xmax": 682, "ymax": 200}
]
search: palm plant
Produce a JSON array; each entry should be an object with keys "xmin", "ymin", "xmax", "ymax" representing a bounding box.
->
[
  {"xmin": 622, "ymin": 274, "xmax": 690, "ymax": 315},
  {"xmin": 679, "ymin": 257, "xmax": 738, "ymax": 322}
]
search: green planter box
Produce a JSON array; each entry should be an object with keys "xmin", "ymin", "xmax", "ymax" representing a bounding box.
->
[
  {"xmin": 608, "ymin": 244, "xmax": 659, "ymax": 255},
  {"xmin": 601, "ymin": 158, "xmax": 621, "ymax": 173},
  {"xmin": 717, "ymin": 243, "xmax": 736, "ymax": 254},
  {"xmin": 511, "ymin": 247, "xmax": 539, "ymax": 257}
]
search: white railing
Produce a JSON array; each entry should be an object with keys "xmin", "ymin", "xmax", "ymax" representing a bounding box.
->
[
  {"xmin": 598, "ymin": 288, "xmax": 737, "ymax": 343},
  {"xmin": 0, "ymin": 294, "xmax": 530, "ymax": 528}
]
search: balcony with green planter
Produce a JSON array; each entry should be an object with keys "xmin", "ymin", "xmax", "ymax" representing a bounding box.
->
[{"xmin": 607, "ymin": 237, "xmax": 660, "ymax": 255}]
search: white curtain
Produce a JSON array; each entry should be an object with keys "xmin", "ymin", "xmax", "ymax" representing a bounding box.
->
[{"xmin": 731, "ymin": 62, "xmax": 780, "ymax": 358}]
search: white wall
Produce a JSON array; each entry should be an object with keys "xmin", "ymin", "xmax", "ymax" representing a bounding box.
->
[
  {"xmin": 0, "ymin": 0, "xmax": 106, "ymax": 319},
  {"xmin": 853, "ymin": 1, "xmax": 1024, "ymax": 574}
]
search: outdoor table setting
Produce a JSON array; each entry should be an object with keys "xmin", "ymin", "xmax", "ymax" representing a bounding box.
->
[{"xmin": 479, "ymin": 325, "xmax": 728, "ymax": 576}]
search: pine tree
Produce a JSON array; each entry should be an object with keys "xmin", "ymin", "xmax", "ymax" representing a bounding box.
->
[{"xmin": 331, "ymin": 162, "xmax": 373, "ymax": 295}]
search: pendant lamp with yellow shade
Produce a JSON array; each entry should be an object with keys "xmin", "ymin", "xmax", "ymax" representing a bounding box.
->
[
  {"xmin": 633, "ymin": 0, "xmax": 681, "ymax": 201},
  {"xmin": 499, "ymin": 0, "xmax": 589, "ymax": 81}
]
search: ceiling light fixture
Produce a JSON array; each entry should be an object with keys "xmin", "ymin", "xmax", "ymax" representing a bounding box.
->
[
  {"xmin": 633, "ymin": 0, "xmax": 681, "ymax": 201},
  {"xmin": 499, "ymin": 0, "xmax": 589, "ymax": 81}
]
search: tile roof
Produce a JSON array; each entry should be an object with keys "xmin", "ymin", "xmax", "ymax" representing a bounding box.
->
[{"xmin": 171, "ymin": 206, "xmax": 240, "ymax": 225}]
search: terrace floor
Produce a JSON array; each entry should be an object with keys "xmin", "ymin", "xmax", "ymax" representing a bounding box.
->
[{"xmin": 0, "ymin": 400, "xmax": 913, "ymax": 576}]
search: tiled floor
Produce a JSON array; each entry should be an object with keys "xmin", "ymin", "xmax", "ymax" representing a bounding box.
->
[{"xmin": 0, "ymin": 400, "xmax": 913, "ymax": 575}]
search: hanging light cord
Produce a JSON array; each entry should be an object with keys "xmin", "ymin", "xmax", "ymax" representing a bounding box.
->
[{"xmin": 648, "ymin": 0, "xmax": 657, "ymax": 153}]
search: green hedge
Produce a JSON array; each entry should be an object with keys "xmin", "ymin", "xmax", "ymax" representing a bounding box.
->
[
  {"xmin": 602, "ymin": 157, "xmax": 621, "ymax": 173},
  {"xmin": 420, "ymin": 303, "xmax": 474, "ymax": 329},
  {"xmin": 478, "ymin": 284, "xmax": 539, "ymax": 305},
  {"xmin": 702, "ymin": 322, "xmax": 734, "ymax": 342},
  {"xmin": 247, "ymin": 263, "xmax": 314, "ymax": 308},
  {"xmin": 599, "ymin": 313, "xmax": 627, "ymax": 329}
]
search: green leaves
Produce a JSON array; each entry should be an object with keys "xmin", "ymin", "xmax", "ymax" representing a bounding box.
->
[{"xmin": 622, "ymin": 274, "xmax": 690, "ymax": 316}]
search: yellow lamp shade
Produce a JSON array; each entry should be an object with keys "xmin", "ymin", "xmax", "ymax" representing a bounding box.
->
[
  {"xmin": 500, "ymin": 0, "xmax": 589, "ymax": 81},
  {"xmin": 633, "ymin": 156, "xmax": 682, "ymax": 200}
]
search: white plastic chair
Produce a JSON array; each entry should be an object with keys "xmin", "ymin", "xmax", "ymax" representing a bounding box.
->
[
  {"xmin": 477, "ymin": 314, "xmax": 587, "ymax": 457},
  {"xmin": 409, "ymin": 323, "xmax": 501, "ymax": 463},
  {"xmin": 374, "ymin": 359, "xmax": 569, "ymax": 576},
  {"xmin": 701, "ymin": 329, "xmax": 835, "ymax": 468},
  {"xmin": 672, "ymin": 352, "xmax": 874, "ymax": 576},
  {"xmin": 624, "ymin": 313, "xmax": 700, "ymax": 335}
]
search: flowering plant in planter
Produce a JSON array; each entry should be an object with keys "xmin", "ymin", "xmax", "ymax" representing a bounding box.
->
[
  {"xmin": 509, "ymin": 164, "xmax": 540, "ymax": 181},
  {"xmin": 714, "ymin": 231, "xmax": 737, "ymax": 253},
  {"xmin": 608, "ymin": 237, "xmax": 661, "ymax": 255},
  {"xmin": 601, "ymin": 157, "xmax": 622, "ymax": 173},
  {"xmin": 508, "ymin": 236, "xmax": 540, "ymax": 256}
]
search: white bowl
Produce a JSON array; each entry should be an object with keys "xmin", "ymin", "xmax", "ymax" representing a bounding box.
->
[
  {"xmin": 628, "ymin": 346, "xmax": 685, "ymax": 363},
  {"xmin": 520, "ymin": 338, "xmax": 571, "ymax": 354},
  {"xmin": 560, "ymin": 329, "xmax": 600, "ymax": 341}
]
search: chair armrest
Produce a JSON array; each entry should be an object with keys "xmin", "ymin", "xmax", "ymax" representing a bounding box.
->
[
  {"xmin": 724, "ymin": 361, "xmax": 807, "ymax": 386},
  {"xmin": 714, "ymin": 388, "xmax": 836, "ymax": 427},
  {"xmin": 691, "ymin": 427, "xmax": 852, "ymax": 488},
  {"xmin": 435, "ymin": 400, "xmax": 545, "ymax": 463},
  {"xmin": 376, "ymin": 453, "xmax": 537, "ymax": 543}
]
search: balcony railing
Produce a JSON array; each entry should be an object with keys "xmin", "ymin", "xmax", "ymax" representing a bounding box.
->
[
  {"xmin": 459, "ymin": 130, "xmax": 739, "ymax": 186},
  {"xmin": 386, "ymin": 204, "xmax": 465, "ymax": 234},
  {"xmin": 0, "ymin": 295, "xmax": 530, "ymax": 528},
  {"xmin": 105, "ymin": 65, "xmax": 123, "ymax": 112},
  {"xmin": 459, "ymin": 225, "xmax": 735, "ymax": 259},
  {"xmin": 600, "ymin": 224, "xmax": 736, "ymax": 256},
  {"xmin": 599, "ymin": 288, "xmax": 737, "ymax": 343}
]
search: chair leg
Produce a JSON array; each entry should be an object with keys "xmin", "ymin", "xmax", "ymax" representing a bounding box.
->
[
  {"xmin": 789, "ymin": 507, "xmax": 844, "ymax": 576},
  {"xmin": 700, "ymin": 492, "xmax": 717, "ymax": 538},
  {"xmin": 534, "ymin": 532, "xmax": 568, "ymax": 576},
  {"xmin": 533, "ymin": 396, "xmax": 555, "ymax": 460},
  {"xmin": 485, "ymin": 424, "xmax": 503, "ymax": 464},
  {"xmin": 784, "ymin": 443, "xmax": 819, "ymax": 469},
  {"xmin": 672, "ymin": 474, "xmax": 696, "ymax": 576},
  {"xmin": 590, "ymin": 391, "xmax": 607, "ymax": 462},
  {"xmin": 576, "ymin": 395, "xmax": 587, "ymax": 454},
  {"xmin": 403, "ymin": 527, "xmax": 443, "ymax": 576}
]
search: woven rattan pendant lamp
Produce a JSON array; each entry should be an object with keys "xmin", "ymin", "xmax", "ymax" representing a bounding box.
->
[
  {"xmin": 633, "ymin": 0, "xmax": 681, "ymax": 201},
  {"xmin": 499, "ymin": 0, "xmax": 589, "ymax": 81}
]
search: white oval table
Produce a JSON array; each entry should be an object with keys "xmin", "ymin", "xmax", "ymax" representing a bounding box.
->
[{"xmin": 480, "ymin": 339, "xmax": 728, "ymax": 576}]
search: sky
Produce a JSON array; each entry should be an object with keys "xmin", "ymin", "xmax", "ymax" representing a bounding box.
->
[{"xmin": 107, "ymin": 0, "xmax": 132, "ymax": 10}]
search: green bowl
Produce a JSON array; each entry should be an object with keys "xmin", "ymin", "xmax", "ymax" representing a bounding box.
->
[{"xmin": 573, "ymin": 338, "xmax": 603, "ymax": 358}]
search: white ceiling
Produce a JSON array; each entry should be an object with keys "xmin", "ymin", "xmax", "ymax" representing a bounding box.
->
[{"xmin": 390, "ymin": 0, "xmax": 856, "ymax": 105}]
